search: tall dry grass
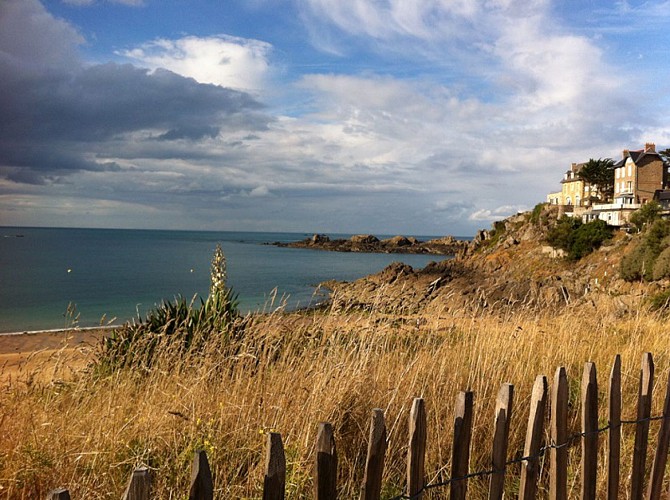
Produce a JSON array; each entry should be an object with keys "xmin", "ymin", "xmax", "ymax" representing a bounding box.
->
[{"xmin": 1, "ymin": 287, "xmax": 669, "ymax": 498}]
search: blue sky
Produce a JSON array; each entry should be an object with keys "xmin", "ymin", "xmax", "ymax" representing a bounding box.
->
[{"xmin": 1, "ymin": 0, "xmax": 670, "ymax": 236}]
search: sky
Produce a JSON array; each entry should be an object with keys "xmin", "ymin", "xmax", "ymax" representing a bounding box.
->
[{"xmin": 1, "ymin": 0, "xmax": 670, "ymax": 236}]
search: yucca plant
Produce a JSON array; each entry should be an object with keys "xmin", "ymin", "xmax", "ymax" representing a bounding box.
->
[{"xmin": 96, "ymin": 244, "xmax": 241, "ymax": 372}]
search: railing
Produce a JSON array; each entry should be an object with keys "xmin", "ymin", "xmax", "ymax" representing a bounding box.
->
[
  {"xmin": 47, "ymin": 352, "xmax": 670, "ymax": 499},
  {"xmin": 592, "ymin": 202, "xmax": 641, "ymax": 210}
]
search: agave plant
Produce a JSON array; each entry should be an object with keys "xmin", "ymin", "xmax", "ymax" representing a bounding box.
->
[{"xmin": 96, "ymin": 244, "xmax": 241, "ymax": 372}]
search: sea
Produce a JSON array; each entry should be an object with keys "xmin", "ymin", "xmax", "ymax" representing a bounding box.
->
[{"xmin": 0, "ymin": 227, "xmax": 456, "ymax": 334}]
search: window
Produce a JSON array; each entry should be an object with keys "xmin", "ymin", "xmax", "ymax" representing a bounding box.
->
[{"xmin": 628, "ymin": 165, "xmax": 632, "ymax": 176}]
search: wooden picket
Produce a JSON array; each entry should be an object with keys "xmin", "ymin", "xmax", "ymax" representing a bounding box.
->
[{"xmin": 47, "ymin": 352, "xmax": 670, "ymax": 499}]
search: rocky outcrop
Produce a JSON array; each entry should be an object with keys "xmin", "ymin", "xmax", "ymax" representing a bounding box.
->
[
  {"xmin": 323, "ymin": 204, "xmax": 647, "ymax": 317},
  {"xmin": 273, "ymin": 233, "xmax": 470, "ymax": 255}
]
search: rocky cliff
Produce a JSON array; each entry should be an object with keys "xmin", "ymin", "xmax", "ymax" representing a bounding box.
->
[{"xmin": 324, "ymin": 205, "xmax": 659, "ymax": 318}]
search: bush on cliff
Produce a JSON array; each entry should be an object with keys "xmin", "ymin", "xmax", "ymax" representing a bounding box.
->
[
  {"xmin": 620, "ymin": 219, "xmax": 670, "ymax": 281},
  {"xmin": 546, "ymin": 216, "xmax": 613, "ymax": 261},
  {"xmin": 630, "ymin": 200, "xmax": 663, "ymax": 232}
]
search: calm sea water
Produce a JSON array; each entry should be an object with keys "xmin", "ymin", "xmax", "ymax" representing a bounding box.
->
[{"xmin": 0, "ymin": 227, "xmax": 452, "ymax": 333}]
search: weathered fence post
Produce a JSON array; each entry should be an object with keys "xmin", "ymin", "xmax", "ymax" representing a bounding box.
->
[
  {"xmin": 488, "ymin": 383, "xmax": 513, "ymax": 500},
  {"xmin": 581, "ymin": 362, "xmax": 598, "ymax": 500},
  {"xmin": 631, "ymin": 352, "xmax": 654, "ymax": 500},
  {"xmin": 122, "ymin": 467, "xmax": 152, "ymax": 500},
  {"xmin": 189, "ymin": 449, "xmax": 214, "ymax": 500},
  {"xmin": 450, "ymin": 391, "xmax": 474, "ymax": 500},
  {"xmin": 263, "ymin": 432, "xmax": 286, "ymax": 500},
  {"xmin": 519, "ymin": 375, "xmax": 548, "ymax": 500},
  {"xmin": 407, "ymin": 398, "xmax": 427, "ymax": 499},
  {"xmin": 646, "ymin": 370, "xmax": 670, "ymax": 500},
  {"xmin": 608, "ymin": 354, "xmax": 622, "ymax": 500},
  {"xmin": 47, "ymin": 488, "xmax": 71, "ymax": 500},
  {"xmin": 550, "ymin": 367, "xmax": 568, "ymax": 500},
  {"xmin": 315, "ymin": 422, "xmax": 337, "ymax": 500},
  {"xmin": 361, "ymin": 408, "xmax": 386, "ymax": 500}
]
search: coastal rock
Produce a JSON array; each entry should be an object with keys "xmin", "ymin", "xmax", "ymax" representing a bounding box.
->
[
  {"xmin": 311, "ymin": 234, "xmax": 330, "ymax": 244},
  {"xmin": 382, "ymin": 235, "xmax": 415, "ymax": 247},
  {"xmin": 275, "ymin": 232, "xmax": 467, "ymax": 255},
  {"xmin": 351, "ymin": 234, "xmax": 380, "ymax": 245}
]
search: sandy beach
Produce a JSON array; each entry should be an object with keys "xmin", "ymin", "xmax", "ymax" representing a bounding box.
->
[{"xmin": 0, "ymin": 328, "xmax": 106, "ymax": 385}]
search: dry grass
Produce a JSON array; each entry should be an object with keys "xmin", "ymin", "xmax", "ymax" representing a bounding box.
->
[{"xmin": 1, "ymin": 290, "xmax": 670, "ymax": 499}]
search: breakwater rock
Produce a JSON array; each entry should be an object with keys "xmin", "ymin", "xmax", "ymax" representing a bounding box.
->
[{"xmin": 273, "ymin": 233, "xmax": 469, "ymax": 255}]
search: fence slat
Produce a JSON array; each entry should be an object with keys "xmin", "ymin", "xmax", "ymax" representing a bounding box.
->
[
  {"xmin": 189, "ymin": 449, "xmax": 214, "ymax": 500},
  {"xmin": 263, "ymin": 432, "xmax": 286, "ymax": 500},
  {"xmin": 581, "ymin": 362, "xmax": 598, "ymax": 500},
  {"xmin": 47, "ymin": 488, "xmax": 71, "ymax": 500},
  {"xmin": 519, "ymin": 375, "xmax": 548, "ymax": 500},
  {"xmin": 450, "ymin": 391, "xmax": 474, "ymax": 500},
  {"xmin": 315, "ymin": 422, "xmax": 337, "ymax": 500},
  {"xmin": 631, "ymin": 352, "xmax": 654, "ymax": 500},
  {"xmin": 407, "ymin": 398, "xmax": 427, "ymax": 499},
  {"xmin": 123, "ymin": 467, "xmax": 152, "ymax": 500},
  {"xmin": 550, "ymin": 367, "xmax": 568, "ymax": 500},
  {"xmin": 488, "ymin": 383, "xmax": 514, "ymax": 500},
  {"xmin": 646, "ymin": 370, "xmax": 670, "ymax": 500},
  {"xmin": 608, "ymin": 354, "xmax": 622, "ymax": 500},
  {"xmin": 361, "ymin": 408, "xmax": 386, "ymax": 500}
]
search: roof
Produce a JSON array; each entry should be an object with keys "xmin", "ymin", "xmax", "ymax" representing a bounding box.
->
[
  {"xmin": 623, "ymin": 148, "xmax": 670, "ymax": 168},
  {"xmin": 655, "ymin": 190, "xmax": 670, "ymax": 201}
]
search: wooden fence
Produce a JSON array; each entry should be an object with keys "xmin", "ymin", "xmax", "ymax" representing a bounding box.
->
[{"xmin": 48, "ymin": 352, "xmax": 670, "ymax": 499}]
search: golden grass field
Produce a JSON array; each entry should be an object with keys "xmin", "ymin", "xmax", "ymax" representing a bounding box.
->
[{"xmin": 1, "ymin": 287, "xmax": 669, "ymax": 499}]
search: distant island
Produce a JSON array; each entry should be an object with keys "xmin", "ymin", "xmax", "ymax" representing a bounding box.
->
[{"xmin": 271, "ymin": 233, "xmax": 469, "ymax": 255}]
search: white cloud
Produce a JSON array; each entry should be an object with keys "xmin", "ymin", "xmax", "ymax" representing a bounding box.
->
[
  {"xmin": 249, "ymin": 185, "xmax": 271, "ymax": 197},
  {"xmin": 119, "ymin": 35, "xmax": 273, "ymax": 93},
  {"xmin": 469, "ymin": 205, "xmax": 528, "ymax": 222}
]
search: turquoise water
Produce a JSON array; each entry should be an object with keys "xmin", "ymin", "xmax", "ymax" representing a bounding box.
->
[{"xmin": 0, "ymin": 227, "xmax": 452, "ymax": 333}]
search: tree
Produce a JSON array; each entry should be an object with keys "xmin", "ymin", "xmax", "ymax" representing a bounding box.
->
[
  {"xmin": 630, "ymin": 200, "xmax": 662, "ymax": 232},
  {"xmin": 578, "ymin": 158, "xmax": 615, "ymax": 202}
]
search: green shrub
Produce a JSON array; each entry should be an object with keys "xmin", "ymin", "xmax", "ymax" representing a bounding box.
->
[
  {"xmin": 653, "ymin": 247, "xmax": 670, "ymax": 280},
  {"xmin": 529, "ymin": 203, "xmax": 546, "ymax": 224},
  {"xmin": 620, "ymin": 220, "xmax": 670, "ymax": 281},
  {"xmin": 630, "ymin": 200, "xmax": 662, "ymax": 232},
  {"xmin": 546, "ymin": 216, "xmax": 581, "ymax": 251},
  {"xmin": 546, "ymin": 217, "xmax": 612, "ymax": 261}
]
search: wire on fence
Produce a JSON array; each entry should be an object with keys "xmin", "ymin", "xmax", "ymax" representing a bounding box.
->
[{"xmin": 389, "ymin": 413, "xmax": 670, "ymax": 500}]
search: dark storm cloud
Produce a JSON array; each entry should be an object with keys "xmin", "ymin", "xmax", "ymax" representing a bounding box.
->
[
  {"xmin": 0, "ymin": 57, "xmax": 270, "ymax": 182},
  {"xmin": 0, "ymin": 62, "xmax": 266, "ymax": 142}
]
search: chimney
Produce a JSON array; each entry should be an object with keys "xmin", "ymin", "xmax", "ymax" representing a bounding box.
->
[
  {"xmin": 645, "ymin": 142, "xmax": 656, "ymax": 153},
  {"xmin": 623, "ymin": 149, "xmax": 629, "ymax": 158}
]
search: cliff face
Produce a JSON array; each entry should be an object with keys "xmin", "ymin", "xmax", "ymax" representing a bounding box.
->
[{"xmin": 325, "ymin": 206, "xmax": 655, "ymax": 317}]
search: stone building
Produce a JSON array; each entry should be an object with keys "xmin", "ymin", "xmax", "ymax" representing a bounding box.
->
[{"xmin": 546, "ymin": 162, "xmax": 590, "ymax": 212}]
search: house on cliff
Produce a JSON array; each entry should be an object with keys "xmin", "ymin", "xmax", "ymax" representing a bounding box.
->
[
  {"xmin": 586, "ymin": 143, "xmax": 670, "ymax": 226},
  {"xmin": 546, "ymin": 162, "xmax": 592, "ymax": 216},
  {"xmin": 547, "ymin": 143, "xmax": 670, "ymax": 227}
]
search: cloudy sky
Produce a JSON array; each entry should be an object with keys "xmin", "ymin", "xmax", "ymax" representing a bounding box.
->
[{"xmin": 1, "ymin": 0, "xmax": 669, "ymax": 236}]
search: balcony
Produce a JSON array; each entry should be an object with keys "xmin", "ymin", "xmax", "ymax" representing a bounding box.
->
[{"xmin": 592, "ymin": 202, "xmax": 641, "ymax": 211}]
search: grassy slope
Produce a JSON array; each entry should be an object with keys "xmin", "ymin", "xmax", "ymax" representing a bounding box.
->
[{"xmin": 1, "ymin": 207, "xmax": 670, "ymax": 498}]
